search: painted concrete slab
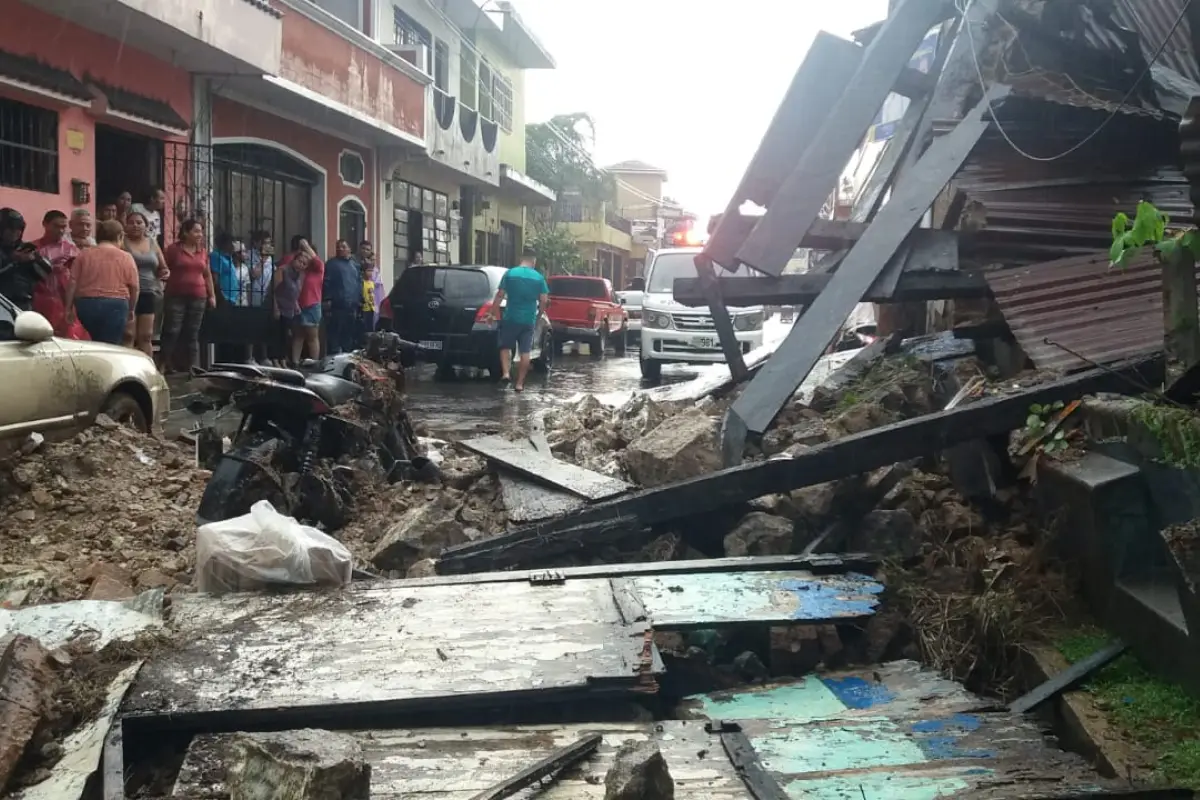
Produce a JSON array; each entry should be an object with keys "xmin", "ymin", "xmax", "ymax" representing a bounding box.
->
[{"xmin": 169, "ymin": 662, "xmax": 1122, "ymax": 799}]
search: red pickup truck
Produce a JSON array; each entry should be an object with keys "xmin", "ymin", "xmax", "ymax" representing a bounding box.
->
[{"xmin": 545, "ymin": 275, "xmax": 628, "ymax": 357}]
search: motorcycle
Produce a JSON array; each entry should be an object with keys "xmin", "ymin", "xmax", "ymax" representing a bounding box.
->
[{"xmin": 190, "ymin": 333, "xmax": 438, "ymax": 529}]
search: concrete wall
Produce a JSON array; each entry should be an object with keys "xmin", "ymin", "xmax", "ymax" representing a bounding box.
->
[
  {"xmin": 613, "ymin": 172, "xmax": 664, "ymax": 219},
  {"xmin": 120, "ymin": 0, "xmax": 282, "ymax": 74},
  {"xmin": 0, "ymin": 3, "xmax": 193, "ymax": 224}
]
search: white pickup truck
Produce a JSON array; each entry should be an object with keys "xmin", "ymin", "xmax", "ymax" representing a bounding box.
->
[
  {"xmin": 614, "ymin": 280, "xmax": 643, "ymax": 347},
  {"xmin": 638, "ymin": 247, "xmax": 765, "ymax": 382}
]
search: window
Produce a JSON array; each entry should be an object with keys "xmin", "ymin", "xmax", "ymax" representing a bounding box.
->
[
  {"xmin": 0, "ymin": 98, "xmax": 58, "ymax": 194},
  {"xmin": 493, "ymin": 73, "xmax": 513, "ymax": 131},
  {"xmin": 434, "ymin": 39, "xmax": 450, "ymax": 93},
  {"xmin": 460, "ymin": 47, "xmax": 477, "ymax": 109},
  {"xmin": 398, "ymin": 266, "xmax": 491, "ymax": 301},
  {"xmin": 477, "ymin": 60, "xmax": 494, "ymax": 122},
  {"xmin": 338, "ymin": 150, "xmax": 365, "ymax": 187},
  {"xmin": 393, "ymin": 8, "xmax": 432, "ymax": 74}
]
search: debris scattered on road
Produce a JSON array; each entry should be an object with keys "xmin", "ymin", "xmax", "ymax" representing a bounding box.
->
[{"xmin": 227, "ymin": 729, "xmax": 370, "ymax": 800}]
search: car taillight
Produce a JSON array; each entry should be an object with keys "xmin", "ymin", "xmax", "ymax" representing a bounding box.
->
[
  {"xmin": 475, "ymin": 301, "xmax": 493, "ymax": 322},
  {"xmin": 588, "ymin": 306, "xmax": 597, "ymax": 322}
]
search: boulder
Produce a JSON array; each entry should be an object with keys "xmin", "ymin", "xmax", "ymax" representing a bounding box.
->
[
  {"xmin": 781, "ymin": 482, "xmax": 837, "ymax": 520},
  {"xmin": 723, "ymin": 513, "xmax": 796, "ymax": 557},
  {"xmin": 227, "ymin": 729, "xmax": 369, "ymax": 800},
  {"xmin": 623, "ymin": 409, "xmax": 719, "ymax": 488},
  {"xmin": 87, "ymin": 574, "xmax": 135, "ymax": 601},
  {"xmin": 0, "ymin": 635, "xmax": 57, "ymax": 791},
  {"xmin": 370, "ymin": 505, "xmax": 467, "ymax": 572},
  {"xmin": 846, "ymin": 509, "xmax": 921, "ymax": 560},
  {"xmin": 616, "ymin": 395, "xmax": 671, "ymax": 445},
  {"xmin": 405, "ymin": 558, "xmax": 438, "ymax": 579},
  {"xmin": 827, "ymin": 402, "xmax": 895, "ymax": 439},
  {"xmin": 604, "ymin": 740, "xmax": 674, "ymax": 800}
]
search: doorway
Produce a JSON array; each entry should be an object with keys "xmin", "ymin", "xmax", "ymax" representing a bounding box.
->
[{"xmin": 95, "ymin": 126, "xmax": 161, "ymax": 211}]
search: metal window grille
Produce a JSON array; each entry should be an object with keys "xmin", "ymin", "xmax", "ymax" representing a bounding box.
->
[
  {"xmin": 493, "ymin": 73, "xmax": 513, "ymax": 132},
  {"xmin": 0, "ymin": 97, "xmax": 58, "ymax": 194},
  {"xmin": 460, "ymin": 47, "xmax": 477, "ymax": 110},
  {"xmin": 477, "ymin": 61, "xmax": 495, "ymax": 122}
]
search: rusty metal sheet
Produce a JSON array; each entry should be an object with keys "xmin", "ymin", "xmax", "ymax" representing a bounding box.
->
[
  {"xmin": 1113, "ymin": 0, "xmax": 1200, "ymax": 84},
  {"xmin": 985, "ymin": 249, "xmax": 1172, "ymax": 372}
]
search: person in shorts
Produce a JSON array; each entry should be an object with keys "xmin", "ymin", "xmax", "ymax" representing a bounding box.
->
[{"xmin": 486, "ymin": 247, "xmax": 548, "ymax": 392}]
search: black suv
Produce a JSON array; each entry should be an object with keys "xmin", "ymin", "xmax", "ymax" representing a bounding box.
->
[{"xmin": 385, "ymin": 265, "xmax": 553, "ymax": 377}]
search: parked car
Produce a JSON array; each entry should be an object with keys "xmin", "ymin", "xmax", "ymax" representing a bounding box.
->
[
  {"xmin": 639, "ymin": 247, "xmax": 766, "ymax": 382},
  {"xmin": 0, "ymin": 293, "xmax": 170, "ymax": 441},
  {"xmin": 614, "ymin": 277, "xmax": 644, "ymax": 347},
  {"xmin": 384, "ymin": 264, "xmax": 553, "ymax": 378},
  {"xmin": 545, "ymin": 275, "xmax": 628, "ymax": 357}
]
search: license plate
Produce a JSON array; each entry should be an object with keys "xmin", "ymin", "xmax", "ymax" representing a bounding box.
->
[
  {"xmin": 694, "ymin": 337, "xmax": 715, "ymax": 349},
  {"xmin": 419, "ymin": 340, "xmax": 443, "ymax": 351}
]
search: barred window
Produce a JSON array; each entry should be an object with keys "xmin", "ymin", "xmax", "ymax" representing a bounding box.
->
[
  {"xmin": 493, "ymin": 72, "xmax": 513, "ymax": 132},
  {"xmin": 0, "ymin": 98, "xmax": 58, "ymax": 194},
  {"xmin": 477, "ymin": 60, "xmax": 494, "ymax": 122}
]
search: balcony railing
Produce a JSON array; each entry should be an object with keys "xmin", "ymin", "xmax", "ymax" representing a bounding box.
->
[
  {"xmin": 605, "ymin": 211, "xmax": 632, "ymax": 235},
  {"xmin": 554, "ymin": 201, "xmax": 632, "ymax": 233}
]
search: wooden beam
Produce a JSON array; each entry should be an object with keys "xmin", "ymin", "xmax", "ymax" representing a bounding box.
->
[
  {"xmin": 1007, "ymin": 641, "xmax": 1127, "ymax": 715},
  {"xmin": 722, "ymin": 88, "xmax": 1005, "ymax": 466},
  {"xmin": 696, "ymin": 254, "xmax": 749, "ymax": 380},
  {"xmin": 705, "ymin": 32, "xmax": 864, "ymax": 270},
  {"xmin": 672, "ymin": 269, "xmax": 986, "ymax": 308},
  {"xmin": 436, "ymin": 355, "xmax": 1162, "ymax": 575},
  {"xmin": 736, "ymin": 0, "xmax": 956, "ymax": 275},
  {"xmin": 892, "ymin": 65, "xmax": 938, "ymax": 99}
]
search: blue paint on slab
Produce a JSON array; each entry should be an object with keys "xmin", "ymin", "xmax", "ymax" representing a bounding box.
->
[
  {"xmin": 788, "ymin": 772, "xmax": 974, "ymax": 799},
  {"xmin": 822, "ymin": 676, "xmax": 896, "ymax": 709},
  {"xmin": 910, "ymin": 714, "xmax": 996, "ymax": 761},
  {"xmin": 779, "ymin": 575, "xmax": 883, "ymax": 620},
  {"xmin": 690, "ymin": 677, "xmax": 849, "ymax": 723},
  {"xmin": 750, "ymin": 722, "xmax": 927, "ymax": 774}
]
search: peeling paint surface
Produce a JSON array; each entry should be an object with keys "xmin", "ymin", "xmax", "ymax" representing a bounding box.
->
[
  {"xmin": 169, "ymin": 662, "xmax": 1121, "ymax": 799},
  {"xmin": 630, "ymin": 571, "xmax": 883, "ymax": 627}
]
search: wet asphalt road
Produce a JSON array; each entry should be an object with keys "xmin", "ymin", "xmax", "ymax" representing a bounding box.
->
[{"xmin": 166, "ymin": 319, "xmax": 793, "ymax": 440}]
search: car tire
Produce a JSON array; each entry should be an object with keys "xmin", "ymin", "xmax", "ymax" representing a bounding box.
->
[
  {"xmin": 100, "ymin": 391, "xmax": 149, "ymax": 433},
  {"xmin": 613, "ymin": 326, "xmax": 628, "ymax": 356},
  {"xmin": 533, "ymin": 328, "xmax": 554, "ymax": 374},
  {"xmin": 639, "ymin": 352, "xmax": 662, "ymax": 383},
  {"xmin": 589, "ymin": 327, "xmax": 607, "ymax": 359}
]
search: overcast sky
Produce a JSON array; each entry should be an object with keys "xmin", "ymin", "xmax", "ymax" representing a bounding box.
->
[{"xmin": 517, "ymin": 0, "xmax": 888, "ymax": 218}]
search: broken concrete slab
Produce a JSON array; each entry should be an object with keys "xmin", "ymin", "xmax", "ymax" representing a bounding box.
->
[
  {"xmin": 462, "ymin": 435, "xmax": 632, "ymax": 500},
  {"xmin": 0, "ymin": 635, "xmax": 56, "ymax": 791},
  {"xmin": 370, "ymin": 505, "xmax": 469, "ymax": 573},
  {"xmin": 227, "ymin": 729, "xmax": 370, "ymax": 800},
  {"xmin": 623, "ymin": 409, "xmax": 721, "ymax": 489},
  {"xmin": 605, "ymin": 740, "xmax": 675, "ymax": 800}
]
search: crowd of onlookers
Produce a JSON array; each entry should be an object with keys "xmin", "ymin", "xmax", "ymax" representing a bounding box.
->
[{"xmin": 0, "ymin": 188, "xmax": 392, "ymax": 373}]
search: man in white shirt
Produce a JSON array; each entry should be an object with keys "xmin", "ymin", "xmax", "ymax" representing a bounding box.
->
[{"xmin": 131, "ymin": 187, "xmax": 166, "ymax": 246}]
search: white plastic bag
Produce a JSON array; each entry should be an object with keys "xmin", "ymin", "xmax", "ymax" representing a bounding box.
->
[{"xmin": 195, "ymin": 500, "xmax": 353, "ymax": 595}]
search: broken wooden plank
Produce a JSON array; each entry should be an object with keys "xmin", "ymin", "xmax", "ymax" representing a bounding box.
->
[
  {"xmin": 461, "ymin": 435, "xmax": 631, "ymax": 501},
  {"xmin": 469, "ymin": 732, "xmax": 602, "ymax": 800},
  {"xmin": 710, "ymin": 721, "xmax": 791, "ymax": 800},
  {"xmin": 696, "ymin": 254, "xmax": 749, "ymax": 381},
  {"xmin": 705, "ymin": 32, "xmax": 864, "ymax": 270},
  {"xmin": 673, "ymin": 264, "xmax": 984, "ymax": 308},
  {"xmin": 437, "ymin": 355, "xmax": 1162, "ymax": 574},
  {"xmin": 736, "ymin": 0, "xmax": 956, "ymax": 275},
  {"xmin": 722, "ymin": 87, "xmax": 1005, "ymax": 466},
  {"xmin": 1007, "ymin": 641, "xmax": 1127, "ymax": 715}
]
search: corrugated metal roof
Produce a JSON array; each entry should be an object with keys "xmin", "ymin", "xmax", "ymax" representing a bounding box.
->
[
  {"xmin": 1113, "ymin": 0, "xmax": 1200, "ymax": 84},
  {"xmin": 986, "ymin": 249, "xmax": 1166, "ymax": 372}
]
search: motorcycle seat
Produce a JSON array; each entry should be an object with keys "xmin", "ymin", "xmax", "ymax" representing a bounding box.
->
[
  {"xmin": 257, "ymin": 366, "xmax": 307, "ymax": 386},
  {"xmin": 305, "ymin": 373, "xmax": 363, "ymax": 408}
]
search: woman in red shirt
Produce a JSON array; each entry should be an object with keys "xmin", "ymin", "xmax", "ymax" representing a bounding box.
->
[
  {"xmin": 282, "ymin": 236, "xmax": 324, "ymax": 361},
  {"xmin": 160, "ymin": 219, "xmax": 216, "ymax": 372}
]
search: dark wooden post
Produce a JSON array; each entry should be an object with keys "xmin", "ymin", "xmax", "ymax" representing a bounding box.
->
[{"xmin": 1172, "ymin": 97, "xmax": 1200, "ymax": 372}]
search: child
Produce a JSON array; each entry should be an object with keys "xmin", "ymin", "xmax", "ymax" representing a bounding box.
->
[{"xmin": 359, "ymin": 260, "xmax": 377, "ymax": 348}]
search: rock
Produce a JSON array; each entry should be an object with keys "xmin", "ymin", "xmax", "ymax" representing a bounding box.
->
[
  {"xmin": 136, "ymin": 568, "xmax": 175, "ymax": 590},
  {"xmin": 0, "ymin": 634, "xmax": 57, "ymax": 790},
  {"xmin": 723, "ymin": 513, "xmax": 795, "ymax": 557},
  {"xmin": 604, "ymin": 740, "xmax": 674, "ymax": 800},
  {"xmin": 782, "ymin": 482, "xmax": 837, "ymax": 520},
  {"xmin": 227, "ymin": 729, "xmax": 370, "ymax": 800},
  {"xmin": 87, "ymin": 574, "xmax": 135, "ymax": 601},
  {"xmin": 828, "ymin": 402, "xmax": 894, "ymax": 438},
  {"xmin": 370, "ymin": 505, "xmax": 467, "ymax": 572},
  {"xmin": 846, "ymin": 510, "xmax": 921, "ymax": 560},
  {"xmin": 769, "ymin": 625, "xmax": 822, "ymax": 675},
  {"xmin": 79, "ymin": 562, "xmax": 133, "ymax": 586},
  {"xmin": 623, "ymin": 409, "xmax": 720, "ymax": 488},
  {"xmin": 94, "ymin": 413, "xmax": 119, "ymax": 430},
  {"xmin": 19, "ymin": 433, "xmax": 44, "ymax": 455},
  {"xmin": 405, "ymin": 558, "xmax": 438, "ymax": 579},
  {"xmin": 13, "ymin": 510, "xmax": 34, "ymax": 523},
  {"xmin": 732, "ymin": 650, "xmax": 769, "ymax": 681},
  {"xmin": 617, "ymin": 395, "xmax": 670, "ymax": 445}
]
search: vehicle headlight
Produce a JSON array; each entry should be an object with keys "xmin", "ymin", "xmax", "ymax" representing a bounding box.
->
[
  {"xmin": 647, "ymin": 311, "xmax": 673, "ymax": 329},
  {"xmin": 735, "ymin": 311, "xmax": 764, "ymax": 331}
]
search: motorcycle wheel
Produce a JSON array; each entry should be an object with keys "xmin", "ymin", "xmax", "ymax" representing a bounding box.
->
[{"xmin": 196, "ymin": 433, "xmax": 293, "ymax": 526}]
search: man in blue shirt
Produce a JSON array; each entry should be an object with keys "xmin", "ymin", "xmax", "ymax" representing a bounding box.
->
[{"xmin": 488, "ymin": 247, "xmax": 548, "ymax": 391}]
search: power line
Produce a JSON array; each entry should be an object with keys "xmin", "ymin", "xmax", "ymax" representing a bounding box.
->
[
  {"xmin": 542, "ymin": 121, "xmax": 672, "ymax": 208},
  {"xmin": 958, "ymin": 0, "xmax": 1192, "ymax": 162}
]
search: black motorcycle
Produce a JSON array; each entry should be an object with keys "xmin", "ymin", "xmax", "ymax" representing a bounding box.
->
[{"xmin": 190, "ymin": 334, "xmax": 437, "ymax": 529}]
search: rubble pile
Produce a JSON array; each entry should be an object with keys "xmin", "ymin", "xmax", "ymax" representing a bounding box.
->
[{"xmin": 0, "ymin": 419, "xmax": 208, "ymax": 605}]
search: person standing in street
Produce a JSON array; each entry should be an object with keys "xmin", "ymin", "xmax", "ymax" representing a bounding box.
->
[
  {"xmin": 281, "ymin": 236, "xmax": 323, "ymax": 361},
  {"xmin": 69, "ymin": 209, "xmax": 95, "ymax": 249},
  {"xmin": 122, "ymin": 210, "xmax": 169, "ymax": 356},
  {"xmin": 132, "ymin": 187, "xmax": 166, "ymax": 246},
  {"xmin": 161, "ymin": 219, "xmax": 216, "ymax": 372},
  {"xmin": 32, "ymin": 210, "xmax": 83, "ymax": 338},
  {"xmin": 63, "ymin": 220, "xmax": 139, "ymax": 345},
  {"xmin": 486, "ymin": 247, "xmax": 547, "ymax": 392},
  {"xmin": 322, "ymin": 239, "xmax": 360, "ymax": 354}
]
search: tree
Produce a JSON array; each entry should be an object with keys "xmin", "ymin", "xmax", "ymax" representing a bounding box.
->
[
  {"xmin": 527, "ymin": 218, "xmax": 586, "ymax": 276},
  {"xmin": 526, "ymin": 112, "xmax": 614, "ymax": 205}
]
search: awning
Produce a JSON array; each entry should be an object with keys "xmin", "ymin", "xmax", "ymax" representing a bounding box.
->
[
  {"xmin": 500, "ymin": 164, "xmax": 556, "ymax": 206},
  {"xmin": 0, "ymin": 51, "xmax": 91, "ymax": 105},
  {"xmin": 87, "ymin": 78, "xmax": 189, "ymax": 136}
]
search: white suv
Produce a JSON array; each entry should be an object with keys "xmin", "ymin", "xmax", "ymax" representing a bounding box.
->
[{"xmin": 639, "ymin": 247, "xmax": 765, "ymax": 381}]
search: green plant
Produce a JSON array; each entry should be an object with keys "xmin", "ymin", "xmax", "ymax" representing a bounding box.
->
[
  {"xmin": 1111, "ymin": 200, "xmax": 1200, "ymax": 267},
  {"xmin": 1129, "ymin": 402, "xmax": 1200, "ymax": 469},
  {"xmin": 526, "ymin": 220, "xmax": 586, "ymax": 276},
  {"xmin": 1024, "ymin": 401, "xmax": 1069, "ymax": 454},
  {"xmin": 526, "ymin": 112, "xmax": 615, "ymax": 206}
]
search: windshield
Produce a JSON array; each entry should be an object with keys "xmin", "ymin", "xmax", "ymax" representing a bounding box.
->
[
  {"xmin": 646, "ymin": 252, "xmax": 762, "ymax": 294},
  {"xmin": 548, "ymin": 277, "xmax": 609, "ymax": 299}
]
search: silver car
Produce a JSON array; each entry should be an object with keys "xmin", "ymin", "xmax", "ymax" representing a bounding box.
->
[{"xmin": 0, "ymin": 295, "xmax": 170, "ymax": 441}]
